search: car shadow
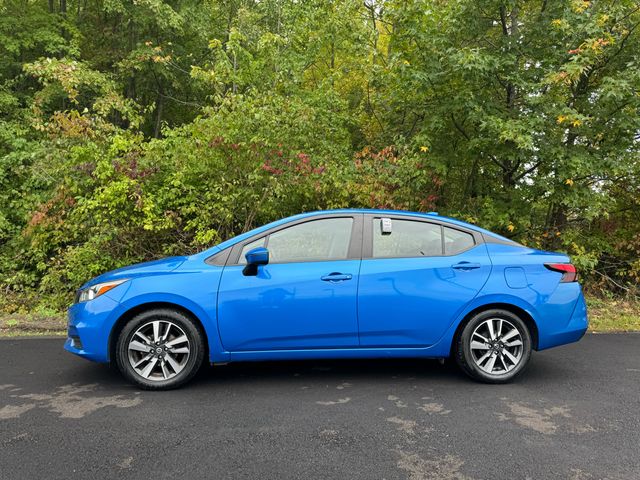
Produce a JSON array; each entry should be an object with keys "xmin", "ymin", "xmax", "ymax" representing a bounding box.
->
[{"xmin": 190, "ymin": 357, "xmax": 470, "ymax": 388}]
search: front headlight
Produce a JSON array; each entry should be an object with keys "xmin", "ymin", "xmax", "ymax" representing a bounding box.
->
[{"xmin": 76, "ymin": 279, "xmax": 129, "ymax": 303}]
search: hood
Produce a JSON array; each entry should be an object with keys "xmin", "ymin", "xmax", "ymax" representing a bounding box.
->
[{"xmin": 81, "ymin": 256, "xmax": 187, "ymax": 289}]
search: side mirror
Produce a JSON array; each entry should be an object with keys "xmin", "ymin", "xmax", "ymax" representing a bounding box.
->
[
  {"xmin": 245, "ymin": 247, "xmax": 269, "ymax": 266},
  {"xmin": 243, "ymin": 247, "xmax": 269, "ymax": 276}
]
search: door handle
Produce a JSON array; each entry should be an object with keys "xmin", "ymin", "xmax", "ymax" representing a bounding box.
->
[
  {"xmin": 452, "ymin": 262, "xmax": 481, "ymax": 271},
  {"xmin": 321, "ymin": 272, "xmax": 353, "ymax": 282}
]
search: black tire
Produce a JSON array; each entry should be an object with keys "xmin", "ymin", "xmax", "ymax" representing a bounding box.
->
[
  {"xmin": 454, "ymin": 309, "xmax": 532, "ymax": 384},
  {"xmin": 115, "ymin": 308, "xmax": 206, "ymax": 390}
]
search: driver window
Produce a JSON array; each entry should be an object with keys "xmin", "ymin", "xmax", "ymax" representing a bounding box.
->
[{"xmin": 265, "ymin": 217, "xmax": 354, "ymax": 263}]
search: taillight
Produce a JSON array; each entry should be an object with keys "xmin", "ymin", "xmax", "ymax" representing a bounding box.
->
[{"xmin": 545, "ymin": 263, "xmax": 578, "ymax": 282}]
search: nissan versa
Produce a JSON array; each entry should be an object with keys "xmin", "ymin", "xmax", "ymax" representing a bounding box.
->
[{"xmin": 65, "ymin": 210, "xmax": 588, "ymax": 389}]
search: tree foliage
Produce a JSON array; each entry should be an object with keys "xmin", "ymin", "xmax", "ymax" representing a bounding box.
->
[{"xmin": 1, "ymin": 0, "xmax": 639, "ymax": 309}]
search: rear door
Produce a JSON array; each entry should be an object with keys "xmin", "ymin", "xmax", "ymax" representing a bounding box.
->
[
  {"xmin": 217, "ymin": 215, "xmax": 363, "ymax": 351},
  {"xmin": 357, "ymin": 215, "xmax": 491, "ymax": 347}
]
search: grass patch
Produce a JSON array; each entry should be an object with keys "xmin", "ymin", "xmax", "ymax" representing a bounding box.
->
[
  {"xmin": 0, "ymin": 313, "xmax": 66, "ymax": 337},
  {"xmin": 586, "ymin": 296, "xmax": 640, "ymax": 333}
]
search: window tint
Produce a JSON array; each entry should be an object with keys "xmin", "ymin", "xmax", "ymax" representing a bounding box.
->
[
  {"xmin": 444, "ymin": 227, "xmax": 475, "ymax": 255},
  {"xmin": 373, "ymin": 219, "xmax": 442, "ymax": 258},
  {"xmin": 263, "ymin": 217, "xmax": 353, "ymax": 263},
  {"xmin": 238, "ymin": 237, "xmax": 265, "ymax": 265}
]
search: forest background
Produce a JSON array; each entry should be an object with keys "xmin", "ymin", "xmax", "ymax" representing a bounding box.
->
[{"xmin": 1, "ymin": 0, "xmax": 639, "ymax": 332}]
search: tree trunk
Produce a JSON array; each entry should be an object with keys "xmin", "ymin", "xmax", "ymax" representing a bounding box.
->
[
  {"xmin": 127, "ymin": 22, "xmax": 137, "ymax": 102},
  {"xmin": 154, "ymin": 92, "xmax": 164, "ymax": 139},
  {"xmin": 232, "ymin": 52, "xmax": 237, "ymax": 94},
  {"xmin": 497, "ymin": 4, "xmax": 521, "ymax": 188}
]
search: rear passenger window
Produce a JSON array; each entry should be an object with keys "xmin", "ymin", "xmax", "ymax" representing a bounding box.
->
[
  {"xmin": 444, "ymin": 227, "xmax": 475, "ymax": 255},
  {"xmin": 373, "ymin": 219, "xmax": 442, "ymax": 258}
]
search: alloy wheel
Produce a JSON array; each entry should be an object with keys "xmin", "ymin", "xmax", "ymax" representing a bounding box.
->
[
  {"xmin": 127, "ymin": 320, "xmax": 191, "ymax": 381},
  {"xmin": 469, "ymin": 318, "xmax": 524, "ymax": 375}
]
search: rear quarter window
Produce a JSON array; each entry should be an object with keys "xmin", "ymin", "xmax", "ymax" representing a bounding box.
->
[{"xmin": 444, "ymin": 227, "xmax": 475, "ymax": 255}]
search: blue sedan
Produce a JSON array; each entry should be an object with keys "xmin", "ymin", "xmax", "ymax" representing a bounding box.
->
[{"xmin": 65, "ymin": 210, "xmax": 588, "ymax": 389}]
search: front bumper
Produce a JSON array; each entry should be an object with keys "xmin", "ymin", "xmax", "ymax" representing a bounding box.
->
[{"xmin": 64, "ymin": 294, "xmax": 120, "ymax": 363}]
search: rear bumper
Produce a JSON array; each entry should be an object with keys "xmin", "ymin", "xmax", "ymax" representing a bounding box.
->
[
  {"xmin": 537, "ymin": 291, "xmax": 588, "ymax": 350},
  {"xmin": 64, "ymin": 295, "xmax": 119, "ymax": 363}
]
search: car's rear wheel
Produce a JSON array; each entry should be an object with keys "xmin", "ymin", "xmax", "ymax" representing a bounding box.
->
[
  {"xmin": 116, "ymin": 309, "xmax": 205, "ymax": 390},
  {"xmin": 454, "ymin": 309, "xmax": 532, "ymax": 383}
]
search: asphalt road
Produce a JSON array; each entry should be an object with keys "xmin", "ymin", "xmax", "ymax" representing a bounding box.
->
[{"xmin": 1, "ymin": 334, "xmax": 639, "ymax": 480}]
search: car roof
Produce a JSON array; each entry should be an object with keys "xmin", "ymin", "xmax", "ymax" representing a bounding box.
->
[{"xmin": 194, "ymin": 209, "xmax": 515, "ymax": 259}]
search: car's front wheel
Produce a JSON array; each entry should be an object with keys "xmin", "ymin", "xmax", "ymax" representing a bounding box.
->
[
  {"xmin": 115, "ymin": 309, "xmax": 205, "ymax": 390},
  {"xmin": 454, "ymin": 309, "xmax": 532, "ymax": 383}
]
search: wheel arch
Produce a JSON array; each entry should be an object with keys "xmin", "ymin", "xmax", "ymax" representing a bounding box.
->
[
  {"xmin": 450, "ymin": 302, "xmax": 539, "ymax": 355},
  {"xmin": 108, "ymin": 301, "xmax": 208, "ymax": 364}
]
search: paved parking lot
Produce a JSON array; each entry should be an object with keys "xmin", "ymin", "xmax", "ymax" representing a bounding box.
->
[{"xmin": 1, "ymin": 334, "xmax": 639, "ymax": 479}]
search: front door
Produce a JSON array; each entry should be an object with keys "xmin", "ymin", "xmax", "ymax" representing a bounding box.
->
[{"xmin": 217, "ymin": 215, "xmax": 362, "ymax": 351}]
